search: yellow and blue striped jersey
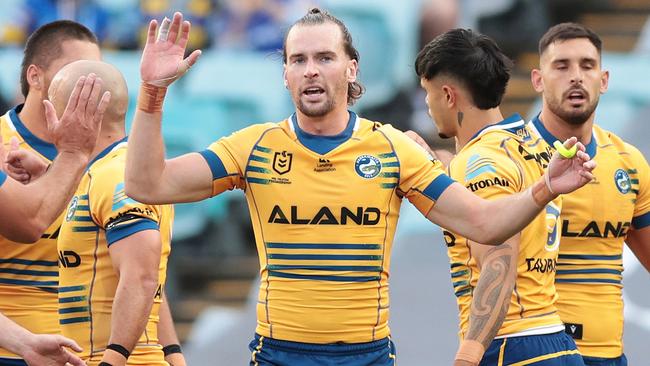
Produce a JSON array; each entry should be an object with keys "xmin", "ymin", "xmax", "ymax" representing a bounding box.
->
[
  {"xmin": 446, "ymin": 114, "xmax": 564, "ymax": 340},
  {"xmin": 200, "ymin": 112, "xmax": 454, "ymax": 344},
  {"xmin": 57, "ymin": 138, "xmax": 173, "ymax": 365},
  {"xmin": 529, "ymin": 115, "xmax": 650, "ymax": 358},
  {"xmin": 0, "ymin": 105, "xmax": 61, "ymax": 359}
]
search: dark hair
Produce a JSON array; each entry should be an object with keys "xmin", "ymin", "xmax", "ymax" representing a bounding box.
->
[
  {"xmin": 415, "ymin": 28, "xmax": 513, "ymax": 109},
  {"xmin": 20, "ymin": 20, "xmax": 98, "ymax": 98},
  {"xmin": 282, "ymin": 8, "xmax": 364, "ymax": 106},
  {"xmin": 538, "ymin": 22, "xmax": 602, "ymax": 56}
]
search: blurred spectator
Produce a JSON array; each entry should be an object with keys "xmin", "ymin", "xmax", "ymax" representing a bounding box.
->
[
  {"xmin": 212, "ymin": 0, "xmax": 317, "ymax": 52},
  {"xmin": 419, "ymin": 0, "xmax": 458, "ymax": 47}
]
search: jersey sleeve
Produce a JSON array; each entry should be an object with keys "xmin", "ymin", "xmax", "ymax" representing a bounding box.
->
[
  {"xmin": 90, "ymin": 161, "xmax": 164, "ymax": 246},
  {"xmin": 629, "ymin": 145, "xmax": 650, "ymax": 229},
  {"xmin": 199, "ymin": 123, "xmax": 272, "ymax": 196},
  {"xmin": 449, "ymin": 141, "xmax": 523, "ymax": 201},
  {"xmin": 0, "ymin": 170, "xmax": 6, "ymax": 186},
  {"xmin": 383, "ymin": 126, "xmax": 455, "ymax": 215}
]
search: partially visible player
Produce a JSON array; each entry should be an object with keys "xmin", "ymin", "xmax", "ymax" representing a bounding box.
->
[
  {"xmin": 0, "ymin": 19, "xmax": 102, "ymax": 364},
  {"xmin": 530, "ymin": 23, "xmax": 650, "ymax": 366},
  {"xmin": 125, "ymin": 11, "xmax": 594, "ymax": 365},
  {"xmin": 46, "ymin": 60, "xmax": 174, "ymax": 366},
  {"xmin": 415, "ymin": 28, "xmax": 584, "ymax": 366}
]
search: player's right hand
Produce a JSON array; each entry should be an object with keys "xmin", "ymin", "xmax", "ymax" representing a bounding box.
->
[
  {"xmin": 44, "ymin": 73, "xmax": 111, "ymax": 159},
  {"xmin": 21, "ymin": 334, "xmax": 86, "ymax": 366},
  {"xmin": 140, "ymin": 12, "xmax": 201, "ymax": 88},
  {"xmin": 5, "ymin": 137, "xmax": 49, "ymax": 184}
]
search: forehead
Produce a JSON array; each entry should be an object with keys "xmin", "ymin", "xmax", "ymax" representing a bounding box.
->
[
  {"xmin": 285, "ymin": 22, "xmax": 345, "ymax": 56},
  {"xmin": 542, "ymin": 38, "xmax": 599, "ymax": 63}
]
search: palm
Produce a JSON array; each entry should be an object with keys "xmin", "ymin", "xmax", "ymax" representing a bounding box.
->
[
  {"xmin": 547, "ymin": 150, "xmax": 595, "ymax": 194},
  {"xmin": 140, "ymin": 13, "xmax": 201, "ymax": 87}
]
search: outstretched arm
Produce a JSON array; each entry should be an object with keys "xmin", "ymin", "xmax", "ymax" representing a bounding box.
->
[
  {"xmin": 626, "ymin": 226, "xmax": 650, "ymax": 273},
  {"xmin": 0, "ymin": 75, "xmax": 110, "ymax": 242},
  {"xmin": 454, "ymin": 236, "xmax": 518, "ymax": 366},
  {"xmin": 125, "ymin": 12, "xmax": 211, "ymax": 204},
  {"xmin": 429, "ymin": 139, "xmax": 595, "ymax": 245}
]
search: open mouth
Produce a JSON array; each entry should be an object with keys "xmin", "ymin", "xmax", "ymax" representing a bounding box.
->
[
  {"xmin": 566, "ymin": 89, "xmax": 587, "ymax": 104},
  {"xmin": 303, "ymin": 87, "xmax": 325, "ymax": 97}
]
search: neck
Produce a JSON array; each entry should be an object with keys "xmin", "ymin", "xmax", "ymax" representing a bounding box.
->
[
  {"xmin": 538, "ymin": 107, "xmax": 593, "ymax": 145},
  {"xmin": 295, "ymin": 107, "xmax": 349, "ymax": 136},
  {"xmin": 455, "ymin": 107, "xmax": 505, "ymax": 151},
  {"xmin": 89, "ymin": 123, "xmax": 126, "ymax": 161},
  {"xmin": 18, "ymin": 94, "xmax": 50, "ymax": 142}
]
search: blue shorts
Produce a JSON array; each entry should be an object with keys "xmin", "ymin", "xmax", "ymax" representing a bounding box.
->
[
  {"xmin": 480, "ymin": 331, "xmax": 585, "ymax": 366},
  {"xmin": 248, "ymin": 333, "xmax": 396, "ymax": 366},
  {"xmin": 582, "ymin": 354, "xmax": 627, "ymax": 366},
  {"xmin": 0, "ymin": 358, "xmax": 27, "ymax": 366}
]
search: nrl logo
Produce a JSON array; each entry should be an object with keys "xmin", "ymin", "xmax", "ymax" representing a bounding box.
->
[{"xmin": 273, "ymin": 151, "xmax": 293, "ymax": 175}]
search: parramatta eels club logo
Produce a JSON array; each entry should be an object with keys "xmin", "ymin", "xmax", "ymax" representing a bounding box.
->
[
  {"xmin": 614, "ymin": 169, "xmax": 631, "ymax": 194},
  {"xmin": 273, "ymin": 150, "xmax": 293, "ymax": 175},
  {"xmin": 355, "ymin": 155, "xmax": 382, "ymax": 179},
  {"xmin": 65, "ymin": 196, "xmax": 79, "ymax": 222}
]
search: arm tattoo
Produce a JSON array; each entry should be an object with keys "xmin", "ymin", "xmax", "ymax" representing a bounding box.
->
[{"xmin": 465, "ymin": 243, "xmax": 515, "ymax": 349}]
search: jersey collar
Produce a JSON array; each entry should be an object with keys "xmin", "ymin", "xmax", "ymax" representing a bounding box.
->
[
  {"xmin": 530, "ymin": 113, "xmax": 597, "ymax": 158},
  {"xmin": 87, "ymin": 136, "xmax": 128, "ymax": 170},
  {"xmin": 468, "ymin": 113, "xmax": 525, "ymax": 142},
  {"xmin": 289, "ymin": 111, "xmax": 358, "ymax": 155},
  {"xmin": 7, "ymin": 104, "xmax": 58, "ymax": 161}
]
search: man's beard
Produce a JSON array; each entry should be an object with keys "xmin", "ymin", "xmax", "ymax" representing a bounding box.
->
[
  {"xmin": 297, "ymin": 96, "xmax": 335, "ymax": 118},
  {"xmin": 548, "ymin": 90, "xmax": 599, "ymax": 126}
]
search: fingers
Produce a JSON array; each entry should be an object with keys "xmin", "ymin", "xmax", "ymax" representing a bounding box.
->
[
  {"xmin": 75, "ymin": 74, "xmax": 98, "ymax": 115},
  {"xmin": 177, "ymin": 19, "xmax": 191, "ymax": 49},
  {"xmin": 157, "ymin": 17, "xmax": 172, "ymax": 42},
  {"xmin": 179, "ymin": 50, "xmax": 202, "ymax": 75},
  {"xmin": 43, "ymin": 100, "xmax": 59, "ymax": 136},
  {"xmin": 92, "ymin": 91, "xmax": 111, "ymax": 127},
  {"xmin": 9, "ymin": 136, "xmax": 19, "ymax": 151},
  {"xmin": 147, "ymin": 19, "xmax": 158, "ymax": 45},
  {"xmin": 166, "ymin": 12, "xmax": 183, "ymax": 44},
  {"xmin": 62, "ymin": 349, "xmax": 86, "ymax": 366},
  {"xmin": 54, "ymin": 335, "xmax": 83, "ymax": 352},
  {"xmin": 62, "ymin": 76, "xmax": 87, "ymax": 117},
  {"xmin": 84, "ymin": 77, "xmax": 104, "ymax": 118},
  {"xmin": 562, "ymin": 136, "xmax": 578, "ymax": 148}
]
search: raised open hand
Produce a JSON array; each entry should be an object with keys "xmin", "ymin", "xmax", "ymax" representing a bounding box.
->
[
  {"xmin": 140, "ymin": 12, "xmax": 202, "ymax": 87},
  {"xmin": 545, "ymin": 137, "xmax": 596, "ymax": 194},
  {"xmin": 45, "ymin": 73, "xmax": 111, "ymax": 158}
]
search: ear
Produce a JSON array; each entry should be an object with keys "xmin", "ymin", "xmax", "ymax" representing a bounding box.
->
[
  {"xmin": 26, "ymin": 64, "xmax": 43, "ymax": 92},
  {"xmin": 442, "ymin": 84, "xmax": 456, "ymax": 109},
  {"xmin": 531, "ymin": 68, "xmax": 543, "ymax": 93},
  {"xmin": 346, "ymin": 59, "xmax": 358, "ymax": 83},
  {"xmin": 600, "ymin": 69, "xmax": 609, "ymax": 94}
]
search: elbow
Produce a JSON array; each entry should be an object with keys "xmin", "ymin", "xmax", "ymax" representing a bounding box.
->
[
  {"xmin": 10, "ymin": 219, "xmax": 48, "ymax": 243},
  {"xmin": 124, "ymin": 180, "xmax": 154, "ymax": 204},
  {"xmin": 469, "ymin": 202, "xmax": 505, "ymax": 246}
]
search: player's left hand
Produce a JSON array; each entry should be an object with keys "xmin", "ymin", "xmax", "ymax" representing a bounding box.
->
[
  {"xmin": 141, "ymin": 12, "xmax": 201, "ymax": 88},
  {"xmin": 5, "ymin": 137, "xmax": 49, "ymax": 184},
  {"xmin": 545, "ymin": 136, "xmax": 596, "ymax": 194},
  {"xmin": 20, "ymin": 334, "xmax": 86, "ymax": 366}
]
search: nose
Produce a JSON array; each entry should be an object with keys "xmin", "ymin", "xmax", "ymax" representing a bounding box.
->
[
  {"xmin": 304, "ymin": 58, "xmax": 319, "ymax": 79},
  {"xmin": 570, "ymin": 65, "xmax": 583, "ymax": 85}
]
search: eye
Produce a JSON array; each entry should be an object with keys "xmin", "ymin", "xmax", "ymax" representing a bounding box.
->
[{"xmin": 292, "ymin": 57, "xmax": 305, "ymax": 64}]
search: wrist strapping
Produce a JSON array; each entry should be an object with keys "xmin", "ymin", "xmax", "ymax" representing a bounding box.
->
[
  {"xmin": 106, "ymin": 343, "xmax": 130, "ymax": 359},
  {"xmin": 137, "ymin": 82, "xmax": 167, "ymax": 113},
  {"xmin": 163, "ymin": 344, "xmax": 182, "ymax": 356},
  {"xmin": 455, "ymin": 339, "xmax": 485, "ymax": 364}
]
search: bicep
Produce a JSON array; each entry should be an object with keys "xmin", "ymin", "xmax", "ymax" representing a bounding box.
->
[
  {"xmin": 108, "ymin": 229, "xmax": 162, "ymax": 274},
  {"xmin": 153, "ymin": 152, "xmax": 215, "ymax": 204},
  {"xmin": 0, "ymin": 179, "xmax": 43, "ymax": 242},
  {"xmin": 626, "ymin": 226, "xmax": 650, "ymax": 273}
]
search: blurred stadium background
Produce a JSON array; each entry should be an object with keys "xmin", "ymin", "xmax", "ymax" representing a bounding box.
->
[{"xmin": 1, "ymin": 0, "xmax": 650, "ymax": 364}]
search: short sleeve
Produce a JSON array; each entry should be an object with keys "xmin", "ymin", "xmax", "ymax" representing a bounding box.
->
[
  {"xmin": 90, "ymin": 162, "xmax": 164, "ymax": 246},
  {"xmin": 0, "ymin": 170, "xmax": 6, "ymax": 186},
  {"xmin": 200, "ymin": 124, "xmax": 273, "ymax": 196},
  {"xmin": 629, "ymin": 145, "xmax": 650, "ymax": 229},
  {"xmin": 383, "ymin": 126, "xmax": 455, "ymax": 215}
]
